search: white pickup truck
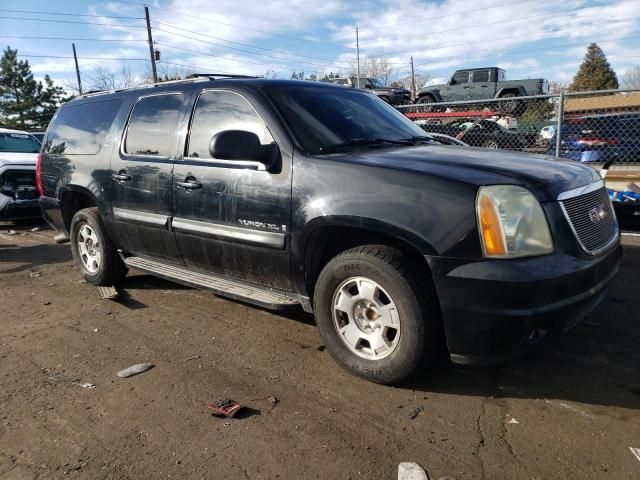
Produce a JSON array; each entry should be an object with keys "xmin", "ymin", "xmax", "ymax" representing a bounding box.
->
[{"xmin": 0, "ymin": 128, "xmax": 42, "ymax": 221}]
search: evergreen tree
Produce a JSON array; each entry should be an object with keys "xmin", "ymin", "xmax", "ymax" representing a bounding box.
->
[
  {"xmin": 38, "ymin": 75, "xmax": 67, "ymax": 127},
  {"xmin": 569, "ymin": 43, "xmax": 619, "ymax": 92},
  {"xmin": 0, "ymin": 46, "xmax": 42, "ymax": 128}
]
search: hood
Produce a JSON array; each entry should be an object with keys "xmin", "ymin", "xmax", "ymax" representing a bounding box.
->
[
  {"xmin": 342, "ymin": 145, "xmax": 600, "ymax": 201},
  {"xmin": 0, "ymin": 152, "xmax": 38, "ymax": 167}
]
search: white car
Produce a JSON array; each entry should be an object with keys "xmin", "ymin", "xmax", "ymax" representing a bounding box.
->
[{"xmin": 0, "ymin": 128, "xmax": 42, "ymax": 221}]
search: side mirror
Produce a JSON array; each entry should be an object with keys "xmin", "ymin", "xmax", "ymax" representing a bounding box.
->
[{"xmin": 209, "ymin": 130, "xmax": 274, "ymax": 166}]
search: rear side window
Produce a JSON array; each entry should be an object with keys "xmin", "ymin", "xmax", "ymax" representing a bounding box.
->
[
  {"xmin": 186, "ymin": 90, "xmax": 273, "ymax": 159},
  {"xmin": 44, "ymin": 99, "xmax": 122, "ymax": 154},
  {"xmin": 124, "ymin": 93, "xmax": 183, "ymax": 157},
  {"xmin": 473, "ymin": 71, "xmax": 489, "ymax": 83}
]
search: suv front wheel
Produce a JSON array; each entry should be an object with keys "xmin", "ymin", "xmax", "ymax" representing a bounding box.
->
[
  {"xmin": 70, "ymin": 207, "xmax": 127, "ymax": 285},
  {"xmin": 313, "ymin": 245, "xmax": 438, "ymax": 384}
]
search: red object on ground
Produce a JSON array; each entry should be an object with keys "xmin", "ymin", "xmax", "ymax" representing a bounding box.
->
[{"xmin": 207, "ymin": 399, "xmax": 246, "ymax": 418}]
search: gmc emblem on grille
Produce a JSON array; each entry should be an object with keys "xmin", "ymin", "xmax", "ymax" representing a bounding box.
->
[{"xmin": 588, "ymin": 204, "xmax": 608, "ymax": 224}]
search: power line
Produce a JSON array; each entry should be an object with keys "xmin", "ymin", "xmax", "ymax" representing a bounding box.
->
[
  {"xmin": 361, "ymin": 17, "xmax": 639, "ymax": 65},
  {"xmin": 19, "ymin": 54, "xmax": 148, "ymax": 61},
  {"xmin": 0, "ymin": 35, "xmax": 146, "ymax": 42},
  {"xmin": 105, "ymin": 0, "xmax": 350, "ymax": 49},
  {"xmin": 361, "ymin": 0, "xmax": 535, "ymax": 32},
  {"xmin": 155, "ymin": 43, "xmax": 304, "ymax": 72},
  {"xmin": 153, "ymin": 21, "xmax": 352, "ymax": 65},
  {"xmin": 0, "ymin": 16, "xmax": 144, "ymax": 27},
  {"xmin": 153, "ymin": 26, "xmax": 349, "ymax": 68},
  {"xmin": 0, "ymin": 8, "xmax": 143, "ymax": 19},
  {"xmin": 159, "ymin": 60, "xmax": 243, "ymax": 76},
  {"xmin": 360, "ymin": 8, "xmax": 588, "ymax": 47}
]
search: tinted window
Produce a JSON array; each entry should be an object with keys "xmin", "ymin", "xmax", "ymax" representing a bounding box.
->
[
  {"xmin": 124, "ymin": 94, "xmax": 183, "ymax": 157},
  {"xmin": 0, "ymin": 132, "xmax": 41, "ymax": 153},
  {"xmin": 44, "ymin": 99, "xmax": 122, "ymax": 154},
  {"xmin": 473, "ymin": 71, "xmax": 490, "ymax": 83},
  {"xmin": 187, "ymin": 90, "xmax": 273, "ymax": 159},
  {"xmin": 264, "ymin": 85, "xmax": 426, "ymax": 155},
  {"xmin": 452, "ymin": 71, "xmax": 469, "ymax": 84}
]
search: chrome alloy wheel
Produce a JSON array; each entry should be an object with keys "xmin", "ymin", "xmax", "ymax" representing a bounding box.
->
[
  {"xmin": 77, "ymin": 224, "xmax": 102, "ymax": 274},
  {"xmin": 332, "ymin": 276, "xmax": 401, "ymax": 360}
]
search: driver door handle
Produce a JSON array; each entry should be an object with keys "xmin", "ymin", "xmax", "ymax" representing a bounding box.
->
[
  {"xmin": 112, "ymin": 172, "xmax": 131, "ymax": 182},
  {"xmin": 177, "ymin": 178, "xmax": 203, "ymax": 190}
]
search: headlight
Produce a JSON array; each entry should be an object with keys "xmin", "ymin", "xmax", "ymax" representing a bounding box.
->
[{"xmin": 476, "ymin": 185, "xmax": 553, "ymax": 258}]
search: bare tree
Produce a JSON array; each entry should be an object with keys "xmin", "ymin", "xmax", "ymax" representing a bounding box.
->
[
  {"xmin": 350, "ymin": 56, "xmax": 396, "ymax": 85},
  {"xmin": 391, "ymin": 71, "xmax": 432, "ymax": 91},
  {"xmin": 87, "ymin": 62, "xmax": 142, "ymax": 91},
  {"xmin": 622, "ymin": 66, "xmax": 640, "ymax": 89}
]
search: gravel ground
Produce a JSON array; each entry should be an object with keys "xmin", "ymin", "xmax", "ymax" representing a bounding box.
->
[{"xmin": 1, "ymin": 222, "xmax": 639, "ymax": 480}]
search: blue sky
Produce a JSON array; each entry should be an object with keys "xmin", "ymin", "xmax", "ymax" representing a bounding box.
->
[{"xmin": 1, "ymin": 0, "xmax": 639, "ymax": 90}]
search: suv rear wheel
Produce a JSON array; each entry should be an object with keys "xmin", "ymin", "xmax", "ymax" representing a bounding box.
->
[
  {"xmin": 70, "ymin": 207, "xmax": 127, "ymax": 285},
  {"xmin": 313, "ymin": 245, "xmax": 437, "ymax": 384}
]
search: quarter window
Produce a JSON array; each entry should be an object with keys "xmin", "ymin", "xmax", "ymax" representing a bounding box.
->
[
  {"xmin": 124, "ymin": 94, "xmax": 183, "ymax": 157},
  {"xmin": 43, "ymin": 99, "xmax": 122, "ymax": 155},
  {"xmin": 186, "ymin": 90, "xmax": 273, "ymax": 159}
]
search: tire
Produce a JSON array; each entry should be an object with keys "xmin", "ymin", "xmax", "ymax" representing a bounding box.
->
[
  {"xmin": 483, "ymin": 139, "xmax": 499, "ymax": 149},
  {"xmin": 70, "ymin": 207, "xmax": 127, "ymax": 286},
  {"xmin": 498, "ymin": 93, "xmax": 521, "ymax": 114},
  {"xmin": 417, "ymin": 95, "xmax": 435, "ymax": 112},
  {"xmin": 313, "ymin": 245, "xmax": 438, "ymax": 384}
]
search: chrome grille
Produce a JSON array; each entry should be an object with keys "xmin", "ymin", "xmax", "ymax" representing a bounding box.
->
[{"xmin": 560, "ymin": 186, "xmax": 618, "ymax": 254}]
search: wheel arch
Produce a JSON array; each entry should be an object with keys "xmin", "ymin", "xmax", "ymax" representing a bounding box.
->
[
  {"xmin": 59, "ymin": 186, "xmax": 101, "ymax": 233},
  {"xmin": 495, "ymin": 86, "xmax": 526, "ymax": 98},
  {"xmin": 297, "ymin": 216, "xmax": 438, "ymax": 301}
]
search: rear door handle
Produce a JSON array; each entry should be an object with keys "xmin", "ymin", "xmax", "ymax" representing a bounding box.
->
[
  {"xmin": 112, "ymin": 172, "xmax": 131, "ymax": 182},
  {"xmin": 176, "ymin": 178, "xmax": 203, "ymax": 190}
]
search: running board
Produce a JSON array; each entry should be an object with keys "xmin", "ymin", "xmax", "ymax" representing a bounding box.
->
[{"xmin": 124, "ymin": 256, "xmax": 301, "ymax": 311}]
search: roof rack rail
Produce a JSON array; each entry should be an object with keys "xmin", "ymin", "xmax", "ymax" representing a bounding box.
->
[
  {"xmin": 78, "ymin": 73, "xmax": 259, "ymax": 100},
  {"xmin": 185, "ymin": 73, "xmax": 259, "ymax": 79}
]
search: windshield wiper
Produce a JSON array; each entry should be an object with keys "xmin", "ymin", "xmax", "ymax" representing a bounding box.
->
[{"xmin": 320, "ymin": 137, "xmax": 415, "ymax": 153}]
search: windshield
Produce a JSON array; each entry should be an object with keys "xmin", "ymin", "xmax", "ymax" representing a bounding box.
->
[
  {"xmin": 264, "ymin": 85, "xmax": 426, "ymax": 155},
  {"xmin": 0, "ymin": 132, "xmax": 41, "ymax": 153},
  {"xmin": 368, "ymin": 78, "xmax": 385, "ymax": 88}
]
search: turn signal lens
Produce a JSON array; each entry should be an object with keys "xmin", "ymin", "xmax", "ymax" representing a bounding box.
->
[{"xmin": 478, "ymin": 192, "xmax": 507, "ymax": 256}]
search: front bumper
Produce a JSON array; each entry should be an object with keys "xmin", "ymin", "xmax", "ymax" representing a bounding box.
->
[{"xmin": 427, "ymin": 242, "xmax": 621, "ymax": 365}]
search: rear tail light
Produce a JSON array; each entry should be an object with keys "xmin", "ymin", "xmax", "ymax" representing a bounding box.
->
[
  {"xmin": 456, "ymin": 132, "xmax": 465, "ymax": 140},
  {"xmin": 36, "ymin": 153, "xmax": 44, "ymax": 196},
  {"xmin": 577, "ymin": 137, "xmax": 619, "ymax": 146}
]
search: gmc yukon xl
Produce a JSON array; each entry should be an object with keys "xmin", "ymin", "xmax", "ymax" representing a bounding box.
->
[{"xmin": 38, "ymin": 77, "xmax": 620, "ymax": 384}]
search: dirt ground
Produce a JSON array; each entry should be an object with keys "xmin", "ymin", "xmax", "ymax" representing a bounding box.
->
[{"xmin": 1, "ymin": 222, "xmax": 639, "ymax": 480}]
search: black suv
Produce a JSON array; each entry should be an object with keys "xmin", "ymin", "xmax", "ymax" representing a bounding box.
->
[
  {"xmin": 38, "ymin": 77, "xmax": 621, "ymax": 384},
  {"xmin": 326, "ymin": 77, "xmax": 411, "ymax": 105}
]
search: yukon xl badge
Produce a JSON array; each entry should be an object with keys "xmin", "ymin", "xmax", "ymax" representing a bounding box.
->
[
  {"xmin": 237, "ymin": 219, "xmax": 283, "ymax": 232},
  {"xmin": 588, "ymin": 204, "xmax": 608, "ymax": 224}
]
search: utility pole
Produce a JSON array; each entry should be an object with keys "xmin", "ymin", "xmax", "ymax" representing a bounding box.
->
[
  {"xmin": 410, "ymin": 56, "xmax": 416, "ymax": 102},
  {"xmin": 356, "ymin": 27, "xmax": 361, "ymax": 89},
  {"xmin": 145, "ymin": 6, "xmax": 158, "ymax": 83},
  {"xmin": 72, "ymin": 43, "xmax": 83, "ymax": 95}
]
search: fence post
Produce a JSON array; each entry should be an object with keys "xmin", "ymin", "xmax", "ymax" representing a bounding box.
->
[{"xmin": 555, "ymin": 90, "xmax": 565, "ymax": 157}]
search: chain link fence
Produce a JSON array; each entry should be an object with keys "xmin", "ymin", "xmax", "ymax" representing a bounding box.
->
[
  {"xmin": 398, "ymin": 88, "xmax": 640, "ymax": 228},
  {"xmin": 398, "ymin": 88, "xmax": 640, "ymax": 170}
]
